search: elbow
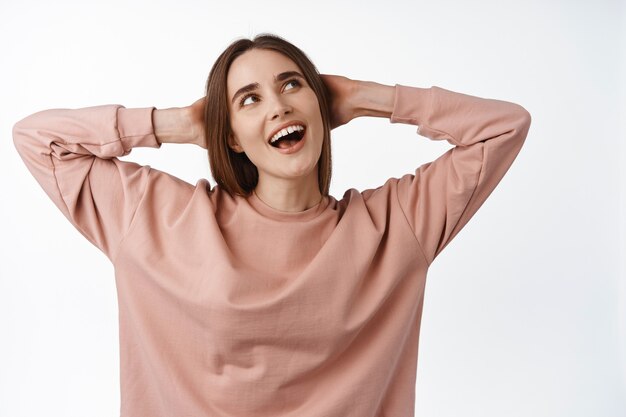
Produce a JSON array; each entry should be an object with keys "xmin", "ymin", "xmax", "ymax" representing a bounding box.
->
[
  {"xmin": 518, "ymin": 105, "xmax": 532, "ymax": 128},
  {"xmin": 515, "ymin": 103, "xmax": 532, "ymax": 129},
  {"xmin": 12, "ymin": 120, "xmax": 27, "ymax": 152},
  {"xmin": 12, "ymin": 116, "xmax": 36, "ymax": 155},
  {"xmin": 12, "ymin": 114, "xmax": 41, "ymax": 157},
  {"xmin": 12, "ymin": 110, "xmax": 45, "ymax": 152},
  {"xmin": 512, "ymin": 104, "xmax": 532, "ymax": 143}
]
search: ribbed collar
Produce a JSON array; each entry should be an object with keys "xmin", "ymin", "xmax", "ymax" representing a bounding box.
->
[{"xmin": 245, "ymin": 191, "xmax": 331, "ymax": 222}]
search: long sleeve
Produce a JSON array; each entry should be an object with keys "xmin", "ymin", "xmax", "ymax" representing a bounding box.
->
[
  {"xmin": 12, "ymin": 104, "xmax": 161, "ymax": 261},
  {"xmin": 389, "ymin": 85, "xmax": 532, "ymax": 266}
]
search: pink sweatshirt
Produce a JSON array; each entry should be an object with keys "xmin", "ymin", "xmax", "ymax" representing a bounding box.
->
[{"xmin": 13, "ymin": 84, "xmax": 531, "ymax": 417}]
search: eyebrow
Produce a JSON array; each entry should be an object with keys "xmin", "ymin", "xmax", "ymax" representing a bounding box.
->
[{"xmin": 231, "ymin": 71, "xmax": 305, "ymax": 105}]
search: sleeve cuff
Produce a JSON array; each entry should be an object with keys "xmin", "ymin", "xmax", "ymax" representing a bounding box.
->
[
  {"xmin": 116, "ymin": 107, "xmax": 161, "ymax": 151},
  {"xmin": 389, "ymin": 84, "xmax": 433, "ymax": 128}
]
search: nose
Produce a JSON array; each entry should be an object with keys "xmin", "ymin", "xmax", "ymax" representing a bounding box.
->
[{"xmin": 268, "ymin": 93, "xmax": 292, "ymax": 120}]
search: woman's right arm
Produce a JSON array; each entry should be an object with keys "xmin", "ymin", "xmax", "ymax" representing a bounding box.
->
[{"xmin": 12, "ymin": 102, "xmax": 202, "ymax": 262}]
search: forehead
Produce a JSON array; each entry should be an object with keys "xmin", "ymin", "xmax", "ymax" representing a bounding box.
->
[{"xmin": 227, "ymin": 49, "xmax": 300, "ymax": 95}]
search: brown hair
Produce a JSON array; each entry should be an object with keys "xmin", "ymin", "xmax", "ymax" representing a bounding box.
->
[{"xmin": 203, "ymin": 33, "xmax": 332, "ymax": 198}]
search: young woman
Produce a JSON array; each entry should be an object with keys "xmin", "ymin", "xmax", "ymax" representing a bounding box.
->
[{"xmin": 13, "ymin": 33, "xmax": 531, "ymax": 417}]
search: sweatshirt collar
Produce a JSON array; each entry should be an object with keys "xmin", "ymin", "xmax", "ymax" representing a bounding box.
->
[{"xmin": 245, "ymin": 190, "xmax": 330, "ymax": 222}]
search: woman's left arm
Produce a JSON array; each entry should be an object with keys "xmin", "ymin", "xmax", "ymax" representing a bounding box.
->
[
  {"xmin": 322, "ymin": 74, "xmax": 532, "ymax": 266},
  {"xmin": 321, "ymin": 75, "xmax": 395, "ymax": 129}
]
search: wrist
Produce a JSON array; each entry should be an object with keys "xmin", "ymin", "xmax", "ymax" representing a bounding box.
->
[
  {"xmin": 352, "ymin": 80, "xmax": 395, "ymax": 119},
  {"xmin": 153, "ymin": 107, "xmax": 190, "ymax": 144}
]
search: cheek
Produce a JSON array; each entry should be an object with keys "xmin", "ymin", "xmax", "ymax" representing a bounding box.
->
[
  {"xmin": 307, "ymin": 98, "xmax": 323, "ymax": 125},
  {"xmin": 313, "ymin": 108, "xmax": 325, "ymax": 132},
  {"xmin": 230, "ymin": 117, "xmax": 250, "ymax": 142}
]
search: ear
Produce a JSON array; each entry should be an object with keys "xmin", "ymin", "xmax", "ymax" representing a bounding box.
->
[{"xmin": 228, "ymin": 134, "xmax": 244, "ymax": 153}]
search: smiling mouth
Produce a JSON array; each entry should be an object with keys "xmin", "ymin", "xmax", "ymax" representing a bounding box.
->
[{"xmin": 269, "ymin": 128, "xmax": 306, "ymax": 149}]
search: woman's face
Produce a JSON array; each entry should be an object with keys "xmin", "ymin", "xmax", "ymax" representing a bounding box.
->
[{"xmin": 226, "ymin": 48, "xmax": 324, "ymax": 188}]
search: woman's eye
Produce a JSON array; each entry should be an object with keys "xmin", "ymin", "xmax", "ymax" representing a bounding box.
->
[
  {"xmin": 285, "ymin": 79, "xmax": 301, "ymax": 90},
  {"xmin": 240, "ymin": 95, "xmax": 258, "ymax": 107},
  {"xmin": 239, "ymin": 80, "xmax": 301, "ymax": 107}
]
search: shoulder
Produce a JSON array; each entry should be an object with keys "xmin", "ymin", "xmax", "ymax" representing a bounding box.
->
[
  {"xmin": 135, "ymin": 168, "xmax": 219, "ymax": 215},
  {"xmin": 337, "ymin": 177, "xmax": 405, "ymax": 216}
]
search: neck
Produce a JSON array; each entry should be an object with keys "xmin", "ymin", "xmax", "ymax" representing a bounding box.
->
[{"xmin": 253, "ymin": 173, "xmax": 323, "ymax": 213}]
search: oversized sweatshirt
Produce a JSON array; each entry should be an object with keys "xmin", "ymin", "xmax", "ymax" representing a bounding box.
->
[{"xmin": 13, "ymin": 84, "xmax": 531, "ymax": 417}]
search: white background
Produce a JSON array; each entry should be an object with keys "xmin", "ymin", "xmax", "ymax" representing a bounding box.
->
[{"xmin": 1, "ymin": 0, "xmax": 624, "ymax": 416}]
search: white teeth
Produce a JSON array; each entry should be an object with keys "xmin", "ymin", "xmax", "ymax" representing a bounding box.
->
[{"xmin": 270, "ymin": 124, "xmax": 305, "ymax": 144}]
